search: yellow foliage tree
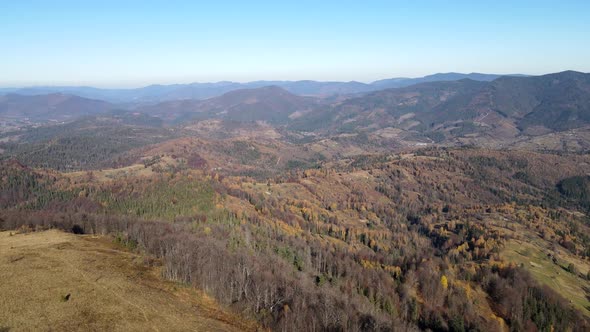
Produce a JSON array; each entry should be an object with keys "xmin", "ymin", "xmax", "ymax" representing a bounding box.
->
[{"xmin": 441, "ymin": 275, "xmax": 448, "ymax": 290}]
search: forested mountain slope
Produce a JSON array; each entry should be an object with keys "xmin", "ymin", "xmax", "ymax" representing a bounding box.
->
[
  {"xmin": 0, "ymin": 93, "xmax": 115, "ymax": 120},
  {"xmin": 2, "ymin": 144, "xmax": 590, "ymax": 331}
]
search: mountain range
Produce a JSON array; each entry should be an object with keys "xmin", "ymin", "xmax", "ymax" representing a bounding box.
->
[
  {"xmin": 0, "ymin": 72, "xmax": 526, "ymax": 103},
  {"xmin": 2, "ymin": 70, "xmax": 589, "ymax": 151}
]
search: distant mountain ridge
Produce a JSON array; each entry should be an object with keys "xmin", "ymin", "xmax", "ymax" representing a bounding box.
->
[
  {"xmin": 287, "ymin": 70, "xmax": 590, "ymax": 144},
  {"xmin": 0, "ymin": 72, "xmax": 528, "ymax": 103},
  {"xmin": 371, "ymin": 72, "xmax": 526, "ymax": 88},
  {"xmin": 0, "ymin": 93, "xmax": 114, "ymax": 121},
  {"xmin": 137, "ymin": 85, "xmax": 317, "ymax": 123},
  {"xmin": 3, "ymin": 70, "xmax": 589, "ymax": 150}
]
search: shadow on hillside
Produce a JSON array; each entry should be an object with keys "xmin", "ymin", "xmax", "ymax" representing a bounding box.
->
[
  {"xmin": 584, "ymin": 285, "xmax": 590, "ymax": 302},
  {"xmin": 71, "ymin": 224, "xmax": 84, "ymax": 234}
]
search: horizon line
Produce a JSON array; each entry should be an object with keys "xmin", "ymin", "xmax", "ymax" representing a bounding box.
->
[{"xmin": 1, "ymin": 70, "xmax": 588, "ymax": 90}]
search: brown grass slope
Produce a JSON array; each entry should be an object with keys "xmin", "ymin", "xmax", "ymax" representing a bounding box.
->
[{"xmin": 0, "ymin": 230, "xmax": 254, "ymax": 332}]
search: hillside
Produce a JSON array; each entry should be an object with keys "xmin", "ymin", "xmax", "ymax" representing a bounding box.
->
[
  {"xmin": 0, "ymin": 230, "xmax": 253, "ymax": 332},
  {"xmin": 3, "ymin": 143, "xmax": 590, "ymax": 331},
  {"xmin": 138, "ymin": 86, "xmax": 318, "ymax": 123},
  {"xmin": 0, "ymin": 116, "xmax": 177, "ymax": 171},
  {"xmin": 288, "ymin": 79, "xmax": 488, "ymax": 133},
  {"xmin": 371, "ymin": 72, "xmax": 517, "ymax": 89},
  {"xmin": 0, "ymin": 93, "xmax": 114, "ymax": 121},
  {"xmin": 287, "ymin": 71, "xmax": 590, "ymax": 149}
]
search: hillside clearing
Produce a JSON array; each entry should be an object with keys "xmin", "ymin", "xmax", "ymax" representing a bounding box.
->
[
  {"xmin": 0, "ymin": 230, "xmax": 253, "ymax": 332},
  {"xmin": 501, "ymin": 239, "xmax": 590, "ymax": 317}
]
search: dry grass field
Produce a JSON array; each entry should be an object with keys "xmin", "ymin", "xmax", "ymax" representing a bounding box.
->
[
  {"xmin": 501, "ymin": 238, "xmax": 590, "ymax": 317},
  {"xmin": 0, "ymin": 230, "xmax": 255, "ymax": 332}
]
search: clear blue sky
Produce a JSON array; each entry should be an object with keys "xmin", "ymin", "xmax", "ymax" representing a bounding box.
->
[{"xmin": 1, "ymin": 0, "xmax": 589, "ymax": 87}]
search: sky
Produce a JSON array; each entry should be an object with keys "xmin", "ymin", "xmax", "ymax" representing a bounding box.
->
[{"xmin": 1, "ymin": 0, "xmax": 589, "ymax": 87}]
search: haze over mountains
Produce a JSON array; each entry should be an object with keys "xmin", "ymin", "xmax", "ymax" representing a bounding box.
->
[
  {"xmin": 137, "ymin": 85, "xmax": 318, "ymax": 124},
  {"xmin": 290, "ymin": 71, "xmax": 590, "ymax": 139},
  {"xmin": 2, "ymin": 70, "xmax": 589, "ymax": 151},
  {"xmin": 0, "ymin": 93, "xmax": 114, "ymax": 121},
  {"xmin": 0, "ymin": 72, "xmax": 525, "ymax": 103}
]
